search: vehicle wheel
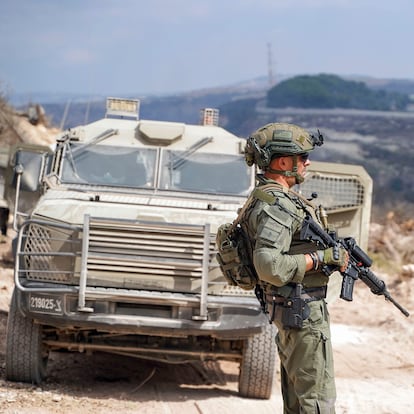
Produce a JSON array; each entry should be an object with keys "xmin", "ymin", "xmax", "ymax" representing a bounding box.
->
[
  {"xmin": 238, "ymin": 322, "xmax": 277, "ymax": 399},
  {"xmin": 5, "ymin": 289, "xmax": 49, "ymax": 384}
]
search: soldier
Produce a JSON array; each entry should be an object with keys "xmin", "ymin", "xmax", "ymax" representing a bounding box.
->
[{"xmin": 243, "ymin": 123, "xmax": 348, "ymax": 413}]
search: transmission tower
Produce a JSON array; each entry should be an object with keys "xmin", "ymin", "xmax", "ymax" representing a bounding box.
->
[{"xmin": 267, "ymin": 42, "xmax": 275, "ymax": 87}]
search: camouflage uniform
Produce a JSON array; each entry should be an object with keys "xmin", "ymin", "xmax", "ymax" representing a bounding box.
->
[
  {"xmin": 245, "ymin": 176, "xmax": 336, "ymax": 413},
  {"xmin": 243, "ymin": 123, "xmax": 338, "ymax": 413}
]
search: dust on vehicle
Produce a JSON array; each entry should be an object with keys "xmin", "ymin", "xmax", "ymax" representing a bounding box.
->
[{"xmin": 3, "ymin": 98, "xmax": 372, "ymax": 399}]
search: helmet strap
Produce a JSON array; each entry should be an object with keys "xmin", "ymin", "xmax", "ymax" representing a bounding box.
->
[{"xmin": 266, "ymin": 155, "xmax": 304, "ymax": 184}]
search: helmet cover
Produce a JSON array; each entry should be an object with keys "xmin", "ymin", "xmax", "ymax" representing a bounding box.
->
[{"xmin": 245, "ymin": 123, "xmax": 323, "ymax": 169}]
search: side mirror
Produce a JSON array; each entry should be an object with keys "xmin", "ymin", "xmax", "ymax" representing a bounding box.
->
[
  {"xmin": 9, "ymin": 147, "xmax": 51, "ymax": 192},
  {"xmin": 5, "ymin": 145, "xmax": 53, "ymax": 231}
]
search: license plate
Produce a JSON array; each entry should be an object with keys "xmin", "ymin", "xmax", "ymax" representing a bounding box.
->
[{"xmin": 29, "ymin": 294, "xmax": 64, "ymax": 315}]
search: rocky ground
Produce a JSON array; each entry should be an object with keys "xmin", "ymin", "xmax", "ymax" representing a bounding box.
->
[{"xmin": 0, "ymin": 223, "xmax": 413, "ymax": 414}]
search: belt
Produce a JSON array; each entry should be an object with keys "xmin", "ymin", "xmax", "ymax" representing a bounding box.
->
[
  {"xmin": 265, "ymin": 286, "xmax": 327, "ymax": 304},
  {"xmin": 265, "ymin": 295, "xmax": 287, "ymax": 304},
  {"xmin": 302, "ymin": 286, "xmax": 327, "ymax": 300}
]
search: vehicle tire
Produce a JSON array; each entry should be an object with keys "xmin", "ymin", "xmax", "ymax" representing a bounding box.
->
[
  {"xmin": 238, "ymin": 322, "xmax": 277, "ymax": 399},
  {"xmin": 5, "ymin": 289, "xmax": 49, "ymax": 384}
]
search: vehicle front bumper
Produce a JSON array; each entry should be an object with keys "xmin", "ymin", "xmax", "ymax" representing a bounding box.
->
[{"xmin": 16, "ymin": 286, "xmax": 268, "ymax": 340}]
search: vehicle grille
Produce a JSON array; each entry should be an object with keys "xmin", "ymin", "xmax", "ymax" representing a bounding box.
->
[
  {"xmin": 21, "ymin": 222, "xmax": 80, "ymax": 282},
  {"xmin": 86, "ymin": 217, "xmax": 218, "ymax": 293},
  {"xmin": 19, "ymin": 218, "xmax": 220, "ymax": 294}
]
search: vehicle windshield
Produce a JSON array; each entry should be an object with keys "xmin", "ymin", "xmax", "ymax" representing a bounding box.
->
[
  {"xmin": 60, "ymin": 144, "xmax": 252, "ymax": 195},
  {"xmin": 61, "ymin": 144, "xmax": 156, "ymax": 188},
  {"xmin": 159, "ymin": 150, "xmax": 252, "ymax": 195}
]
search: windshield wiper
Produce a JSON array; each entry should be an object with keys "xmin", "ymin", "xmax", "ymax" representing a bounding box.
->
[
  {"xmin": 64, "ymin": 141, "xmax": 80, "ymax": 178},
  {"xmin": 62, "ymin": 128, "xmax": 119, "ymax": 180},
  {"xmin": 170, "ymin": 136, "xmax": 213, "ymax": 170},
  {"xmin": 72, "ymin": 128, "xmax": 119, "ymax": 156}
]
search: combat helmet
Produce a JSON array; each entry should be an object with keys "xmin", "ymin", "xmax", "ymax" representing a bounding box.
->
[{"xmin": 244, "ymin": 122, "xmax": 324, "ymax": 183}]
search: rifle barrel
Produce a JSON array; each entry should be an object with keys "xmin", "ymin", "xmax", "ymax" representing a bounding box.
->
[{"xmin": 385, "ymin": 293, "xmax": 410, "ymax": 317}]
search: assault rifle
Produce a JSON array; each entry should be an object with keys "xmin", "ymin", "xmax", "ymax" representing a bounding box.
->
[{"xmin": 300, "ymin": 214, "xmax": 410, "ymax": 317}]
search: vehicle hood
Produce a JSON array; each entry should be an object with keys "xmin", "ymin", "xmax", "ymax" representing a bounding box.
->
[{"xmin": 32, "ymin": 189, "xmax": 243, "ymax": 232}]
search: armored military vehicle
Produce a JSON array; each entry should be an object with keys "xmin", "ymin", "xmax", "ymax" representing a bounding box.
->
[{"xmin": 4, "ymin": 98, "xmax": 372, "ymax": 399}]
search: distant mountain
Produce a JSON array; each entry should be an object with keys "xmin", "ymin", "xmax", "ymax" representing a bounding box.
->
[
  {"xmin": 13, "ymin": 73, "xmax": 414, "ymax": 103},
  {"xmin": 11, "ymin": 73, "xmax": 414, "ymax": 128},
  {"xmin": 37, "ymin": 89, "xmax": 267, "ymax": 130}
]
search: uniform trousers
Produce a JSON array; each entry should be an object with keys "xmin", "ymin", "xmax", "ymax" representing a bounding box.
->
[{"xmin": 273, "ymin": 299, "xmax": 336, "ymax": 414}]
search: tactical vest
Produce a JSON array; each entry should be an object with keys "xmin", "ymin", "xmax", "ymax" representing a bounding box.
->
[{"xmin": 243, "ymin": 178, "xmax": 330, "ymax": 293}]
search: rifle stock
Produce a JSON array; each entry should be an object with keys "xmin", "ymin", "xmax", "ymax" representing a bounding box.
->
[{"xmin": 300, "ymin": 215, "xmax": 410, "ymax": 317}]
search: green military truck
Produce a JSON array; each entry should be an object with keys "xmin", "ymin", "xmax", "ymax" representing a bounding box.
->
[{"xmin": 4, "ymin": 98, "xmax": 372, "ymax": 399}]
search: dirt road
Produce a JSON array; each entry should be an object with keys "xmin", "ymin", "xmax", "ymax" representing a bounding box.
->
[{"xmin": 1, "ymin": 242, "xmax": 413, "ymax": 414}]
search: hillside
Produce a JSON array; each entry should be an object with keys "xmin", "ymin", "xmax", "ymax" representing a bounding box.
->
[
  {"xmin": 267, "ymin": 74, "xmax": 410, "ymax": 110},
  {"xmin": 225, "ymin": 104, "xmax": 414, "ymax": 216},
  {"xmin": 0, "ymin": 98, "xmax": 58, "ymax": 147},
  {"xmin": 6, "ymin": 74, "xmax": 414, "ymax": 220}
]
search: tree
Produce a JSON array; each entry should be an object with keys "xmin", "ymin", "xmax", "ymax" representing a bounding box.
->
[{"xmin": 267, "ymin": 74, "xmax": 410, "ymax": 110}]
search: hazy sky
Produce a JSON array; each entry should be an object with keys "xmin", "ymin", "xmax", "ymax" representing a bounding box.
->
[{"xmin": 1, "ymin": 0, "xmax": 412, "ymax": 99}]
